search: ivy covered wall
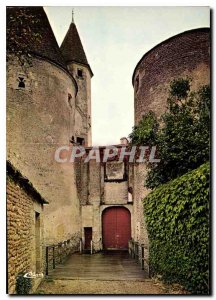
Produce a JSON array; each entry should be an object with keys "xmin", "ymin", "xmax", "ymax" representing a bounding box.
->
[{"xmin": 144, "ymin": 162, "xmax": 210, "ymax": 294}]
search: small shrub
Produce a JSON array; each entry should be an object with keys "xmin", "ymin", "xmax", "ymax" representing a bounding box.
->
[{"xmin": 16, "ymin": 272, "xmax": 32, "ymax": 295}]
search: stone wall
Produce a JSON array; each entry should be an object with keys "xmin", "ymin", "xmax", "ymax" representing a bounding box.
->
[
  {"xmin": 106, "ymin": 161, "xmax": 124, "ymax": 180},
  {"xmin": 7, "ymin": 176, "xmax": 44, "ymax": 294},
  {"xmin": 129, "ymin": 163, "xmax": 151, "ymax": 270},
  {"xmin": 88, "ymin": 160, "xmax": 101, "ymax": 203},
  {"xmin": 68, "ymin": 62, "xmax": 92, "ymax": 146},
  {"xmin": 132, "ymin": 28, "xmax": 210, "ymax": 270},
  {"xmin": 7, "ymin": 55, "xmax": 81, "ymax": 245},
  {"xmin": 104, "ymin": 182, "xmax": 128, "ymax": 204},
  {"xmin": 74, "ymin": 160, "xmax": 89, "ymax": 205},
  {"xmin": 133, "ymin": 28, "xmax": 210, "ymax": 125},
  {"xmin": 45, "ymin": 233, "xmax": 80, "ymax": 272},
  {"xmin": 76, "ymin": 157, "xmax": 147, "ymax": 259}
]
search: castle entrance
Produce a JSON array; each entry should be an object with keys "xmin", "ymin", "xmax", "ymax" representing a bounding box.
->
[{"xmin": 102, "ymin": 207, "xmax": 131, "ymax": 250}]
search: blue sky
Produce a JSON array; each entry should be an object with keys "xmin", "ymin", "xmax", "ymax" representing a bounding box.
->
[{"xmin": 44, "ymin": 6, "xmax": 210, "ymax": 145}]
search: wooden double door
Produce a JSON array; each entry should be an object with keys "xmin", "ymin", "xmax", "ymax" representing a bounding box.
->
[{"xmin": 102, "ymin": 207, "xmax": 131, "ymax": 250}]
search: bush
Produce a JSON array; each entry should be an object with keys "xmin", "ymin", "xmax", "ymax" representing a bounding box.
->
[
  {"xmin": 16, "ymin": 273, "xmax": 32, "ymax": 295},
  {"xmin": 144, "ymin": 162, "xmax": 210, "ymax": 294},
  {"xmin": 129, "ymin": 79, "xmax": 210, "ymax": 189}
]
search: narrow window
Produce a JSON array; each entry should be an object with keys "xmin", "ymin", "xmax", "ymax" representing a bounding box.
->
[
  {"xmin": 68, "ymin": 93, "xmax": 72, "ymax": 108},
  {"xmin": 77, "ymin": 137, "xmax": 85, "ymax": 145},
  {"xmin": 18, "ymin": 77, "xmax": 25, "ymax": 88},
  {"xmin": 135, "ymin": 75, "xmax": 139, "ymax": 93},
  {"xmin": 128, "ymin": 187, "xmax": 133, "ymax": 203},
  {"xmin": 77, "ymin": 69, "xmax": 83, "ymax": 78},
  {"xmin": 70, "ymin": 136, "xmax": 75, "ymax": 143}
]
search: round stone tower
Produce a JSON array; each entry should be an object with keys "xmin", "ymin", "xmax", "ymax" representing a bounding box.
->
[
  {"xmin": 7, "ymin": 6, "xmax": 81, "ymax": 244},
  {"xmin": 132, "ymin": 28, "xmax": 210, "ymax": 125}
]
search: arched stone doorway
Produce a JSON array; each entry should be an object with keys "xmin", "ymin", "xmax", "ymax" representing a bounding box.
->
[{"xmin": 102, "ymin": 206, "xmax": 131, "ymax": 250}]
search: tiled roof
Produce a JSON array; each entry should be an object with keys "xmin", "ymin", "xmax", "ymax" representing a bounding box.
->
[
  {"xmin": 7, "ymin": 6, "xmax": 68, "ymax": 70},
  {"xmin": 7, "ymin": 161, "xmax": 49, "ymax": 205},
  {"xmin": 60, "ymin": 22, "xmax": 93, "ymax": 75}
]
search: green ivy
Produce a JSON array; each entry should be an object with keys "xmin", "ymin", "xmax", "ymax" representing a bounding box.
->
[
  {"xmin": 129, "ymin": 79, "xmax": 210, "ymax": 189},
  {"xmin": 16, "ymin": 273, "xmax": 32, "ymax": 295},
  {"xmin": 144, "ymin": 162, "xmax": 210, "ymax": 294},
  {"xmin": 169, "ymin": 77, "xmax": 191, "ymax": 99}
]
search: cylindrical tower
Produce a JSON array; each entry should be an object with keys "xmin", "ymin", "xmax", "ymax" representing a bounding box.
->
[
  {"xmin": 60, "ymin": 20, "xmax": 93, "ymax": 146},
  {"xmin": 7, "ymin": 7, "xmax": 81, "ymax": 244},
  {"xmin": 132, "ymin": 28, "xmax": 210, "ymax": 125}
]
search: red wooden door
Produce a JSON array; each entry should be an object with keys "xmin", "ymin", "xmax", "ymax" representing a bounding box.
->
[{"xmin": 102, "ymin": 207, "xmax": 131, "ymax": 250}]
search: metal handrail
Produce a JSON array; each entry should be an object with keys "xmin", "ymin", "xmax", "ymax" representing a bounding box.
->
[
  {"xmin": 80, "ymin": 238, "xmax": 83, "ymax": 253},
  {"xmin": 90, "ymin": 240, "xmax": 93, "ymax": 255},
  {"xmin": 90, "ymin": 238, "xmax": 102, "ymax": 254},
  {"xmin": 141, "ymin": 244, "xmax": 144, "ymax": 270},
  {"xmin": 45, "ymin": 238, "xmax": 74, "ymax": 275},
  {"xmin": 128, "ymin": 239, "xmax": 146, "ymax": 272}
]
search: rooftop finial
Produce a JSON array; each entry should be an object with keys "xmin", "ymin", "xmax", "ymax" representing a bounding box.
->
[{"xmin": 72, "ymin": 9, "xmax": 74, "ymax": 23}]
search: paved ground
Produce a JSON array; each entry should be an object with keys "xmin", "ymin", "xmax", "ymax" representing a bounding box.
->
[
  {"xmin": 36, "ymin": 251, "xmax": 186, "ymax": 295},
  {"xmin": 37, "ymin": 278, "xmax": 170, "ymax": 295},
  {"xmin": 47, "ymin": 251, "xmax": 148, "ymax": 281}
]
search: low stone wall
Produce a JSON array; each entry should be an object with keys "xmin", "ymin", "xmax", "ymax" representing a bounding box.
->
[{"xmin": 45, "ymin": 234, "xmax": 80, "ymax": 274}]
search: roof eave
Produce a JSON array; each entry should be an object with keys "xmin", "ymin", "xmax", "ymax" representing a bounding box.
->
[
  {"xmin": 7, "ymin": 161, "xmax": 49, "ymax": 205},
  {"xmin": 66, "ymin": 60, "xmax": 94, "ymax": 77}
]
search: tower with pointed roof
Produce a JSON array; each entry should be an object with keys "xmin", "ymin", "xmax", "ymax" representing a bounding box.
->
[
  {"xmin": 61, "ymin": 15, "xmax": 93, "ymax": 146},
  {"xmin": 6, "ymin": 6, "xmax": 82, "ymax": 257}
]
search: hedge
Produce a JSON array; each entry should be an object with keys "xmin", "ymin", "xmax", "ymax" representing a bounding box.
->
[{"xmin": 144, "ymin": 162, "xmax": 210, "ymax": 294}]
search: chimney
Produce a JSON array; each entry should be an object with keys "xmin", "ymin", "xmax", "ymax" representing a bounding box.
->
[{"xmin": 120, "ymin": 137, "xmax": 128, "ymax": 145}]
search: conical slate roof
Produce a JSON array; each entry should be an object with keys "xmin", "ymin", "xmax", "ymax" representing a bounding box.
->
[
  {"xmin": 7, "ymin": 6, "xmax": 67, "ymax": 70},
  {"xmin": 60, "ymin": 22, "xmax": 93, "ymax": 75}
]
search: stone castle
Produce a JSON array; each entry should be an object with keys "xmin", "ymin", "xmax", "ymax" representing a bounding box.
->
[{"xmin": 6, "ymin": 6, "xmax": 210, "ymax": 293}]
